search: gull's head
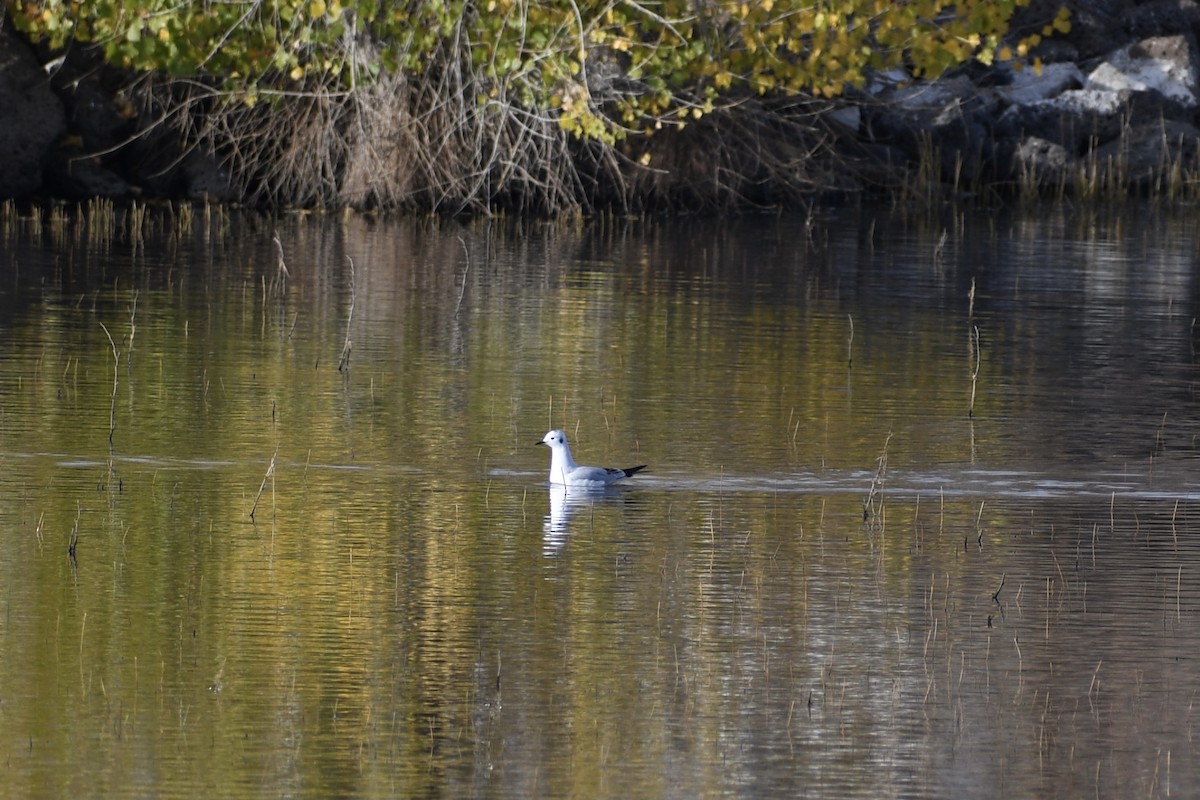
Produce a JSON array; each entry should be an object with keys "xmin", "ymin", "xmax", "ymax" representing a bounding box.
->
[{"xmin": 537, "ymin": 429, "xmax": 567, "ymax": 449}]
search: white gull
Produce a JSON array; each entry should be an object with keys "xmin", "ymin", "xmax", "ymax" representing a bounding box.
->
[{"xmin": 536, "ymin": 429, "xmax": 647, "ymax": 487}]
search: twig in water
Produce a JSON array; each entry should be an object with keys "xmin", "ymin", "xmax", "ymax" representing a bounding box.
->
[
  {"xmin": 992, "ymin": 572, "xmax": 1006, "ymax": 604},
  {"xmin": 98, "ymin": 320, "xmax": 119, "ymax": 444},
  {"xmin": 249, "ymin": 445, "xmax": 279, "ymax": 521},
  {"xmin": 862, "ymin": 431, "xmax": 893, "ymax": 520},
  {"xmin": 968, "ymin": 324, "xmax": 980, "ymax": 418},
  {"xmin": 68, "ymin": 502, "xmax": 81, "ymax": 568},
  {"xmin": 337, "ymin": 256, "xmax": 355, "ymax": 373},
  {"xmin": 933, "ymin": 229, "xmax": 947, "ymax": 263},
  {"xmin": 975, "ymin": 500, "xmax": 986, "ymax": 549}
]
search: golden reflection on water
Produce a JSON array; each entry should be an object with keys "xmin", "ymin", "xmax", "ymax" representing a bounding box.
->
[{"xmin": 2, "ymin": 208, "xmax": 1200, "ymax": 798}]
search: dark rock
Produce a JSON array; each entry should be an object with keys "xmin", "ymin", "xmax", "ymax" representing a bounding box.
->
[
  {"xmin": 837, "ymin": 141, "xmax": 910, "ymax": 188},
  {"xmin": 1123, "ymin": 0, "xmax": 1200, "ymax": 38},
  {"xmin": 55, "ymin": 77, "xmax": 133, "ymax": 154},
  {"xmin": 995, "ymin": 62, "xmax": 1084, "ymax": 106},
  {"xmin": 863, "ymin": 77, "xmax": 980, "ymax": 157},
  {"xmin": 995, "ymin": 97, "xmax": 1125, "ymax": 154},
  {"xmin": 0, "ymin": 24, "xmax": 65, "ymax": 198},
  {"xmin": 1054, "ymin": 5, "xmax": 1137, "ymax": 60},
  {"xmin": 1090, "ymin": 119, "xmax": 1200, "ymax": 184},
  {"xmin": 118, "ymin": 131, "xmax": 188, "ymax": 198},
  {"xmin": 43, "ymin": 141, "xmax": 131, "ymax": 199},
  {"xmin": 1127, "ymin": 87, "xmax": 1196, "ymax": 123},
  {"xmin": 1012, "ymin": 137, "xmax": 1074, "ymax": 184},
  {"xmin": 183, "ymin": 150, "xmax": 236, "ymax": 202},
  {"xmin": 1030, "ymin": 39, "xmax": 1082, "ymax": 65},
  {"xmin": 1008, "ymin": 0, "xmax": 1078, "ymax": 39}
]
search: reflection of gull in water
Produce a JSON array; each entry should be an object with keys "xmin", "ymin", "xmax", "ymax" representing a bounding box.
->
[
  {"xmin": 544, "ymin": 484, "xmax": 573, "ymax": 549},
  {"xmin": 536, "ymin": 429, "xmax": 647, "ymax": 487},
  {"xmin": 542, "ymin": 484, "xmax": 626, "ymax": 553}
]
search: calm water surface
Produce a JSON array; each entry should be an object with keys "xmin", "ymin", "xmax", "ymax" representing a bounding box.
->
[{"xmin": 2, "ymin": 207, "xmax": 1200, "ymax": 798}]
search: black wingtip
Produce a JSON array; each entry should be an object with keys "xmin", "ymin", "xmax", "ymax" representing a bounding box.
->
[{"xmin": 624, "ymin": 465, "xmax": 648, "ymax": 478}]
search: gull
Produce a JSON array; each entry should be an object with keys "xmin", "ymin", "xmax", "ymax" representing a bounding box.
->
[{"xmin": 536, "ymin": 429, "xmax": 647, "ymax": 487}]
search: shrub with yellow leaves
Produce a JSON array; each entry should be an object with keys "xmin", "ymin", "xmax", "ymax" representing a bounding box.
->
[{"xmin": 8, "ymin": 0, "xmax": 1067, "ymax": 139}]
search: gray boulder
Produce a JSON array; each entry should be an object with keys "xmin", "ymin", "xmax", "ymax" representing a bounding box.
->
[
  {"xmin": 1085, "ymin": 34, "xmax": 1200, "ymax": 107},
  {"xmin": 1012, "ymin": 136, "xmax": 1073, "ymax": 186}
]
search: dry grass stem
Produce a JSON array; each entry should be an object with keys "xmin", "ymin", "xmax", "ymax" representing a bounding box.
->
[
  {"xmin": 338, "ymin": 256, "xmax": 356, "ymax": 373},
  {"xmin": 98, "ymin": 320, "xmax": 119, "ymax": 444},
  {"xmin": 249, "ymin": 445, "xmax": 279, "ymax": 521}
]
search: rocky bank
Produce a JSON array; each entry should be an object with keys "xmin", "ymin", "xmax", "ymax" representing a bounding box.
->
[{"xmin": 2, "ymin": 1, "xmax": 1200, "ymax": 209}]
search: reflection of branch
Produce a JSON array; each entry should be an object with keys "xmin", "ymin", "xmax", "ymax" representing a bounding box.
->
[
  {"xmin": 98, "ymin": 321, "xmax": 119, "ymax": 444},
  {"xmin": 454, "ymin": 236, "xmax": 470, "ymax": 319},
  {"xmin": 273, "ymin": 232, "xmax": 291, "ymax": 279},
  {"xmin": 338, "ymin": 256, "xmax": 355, "ymax": 372},
  {"xmin": 846, "ymin": 314, "xmax": 854, "ymax": 368},
  {"xmin": 968, "ymin": 325, "xmax": 980, "ymax": 418},
  {"xmin": 128, "ymin": 290, "xmax": 138, "ymax": 353},
  {"xmin": 862, "ymin": 431, "xmax": 893, "ymax": 520},
  {"xmin": 68, "ymin": 502, "xmax": 81, "ymax": 569}
]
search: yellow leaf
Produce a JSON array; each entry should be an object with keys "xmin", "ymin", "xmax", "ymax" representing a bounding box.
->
[
  {"xmin": 158, "ymin": 27, "xmax": 169, "ymax": 42},
  {"xmin": 290, "ymin": 65, "xmax": 304, "ymax": 80},
  {"xmin": 309, "ymin": 0, "xmax": 326, "ymax": 19},
  {"xmin": 639, "ymin": 152, "xmax": 651, "ymax": 166}
]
